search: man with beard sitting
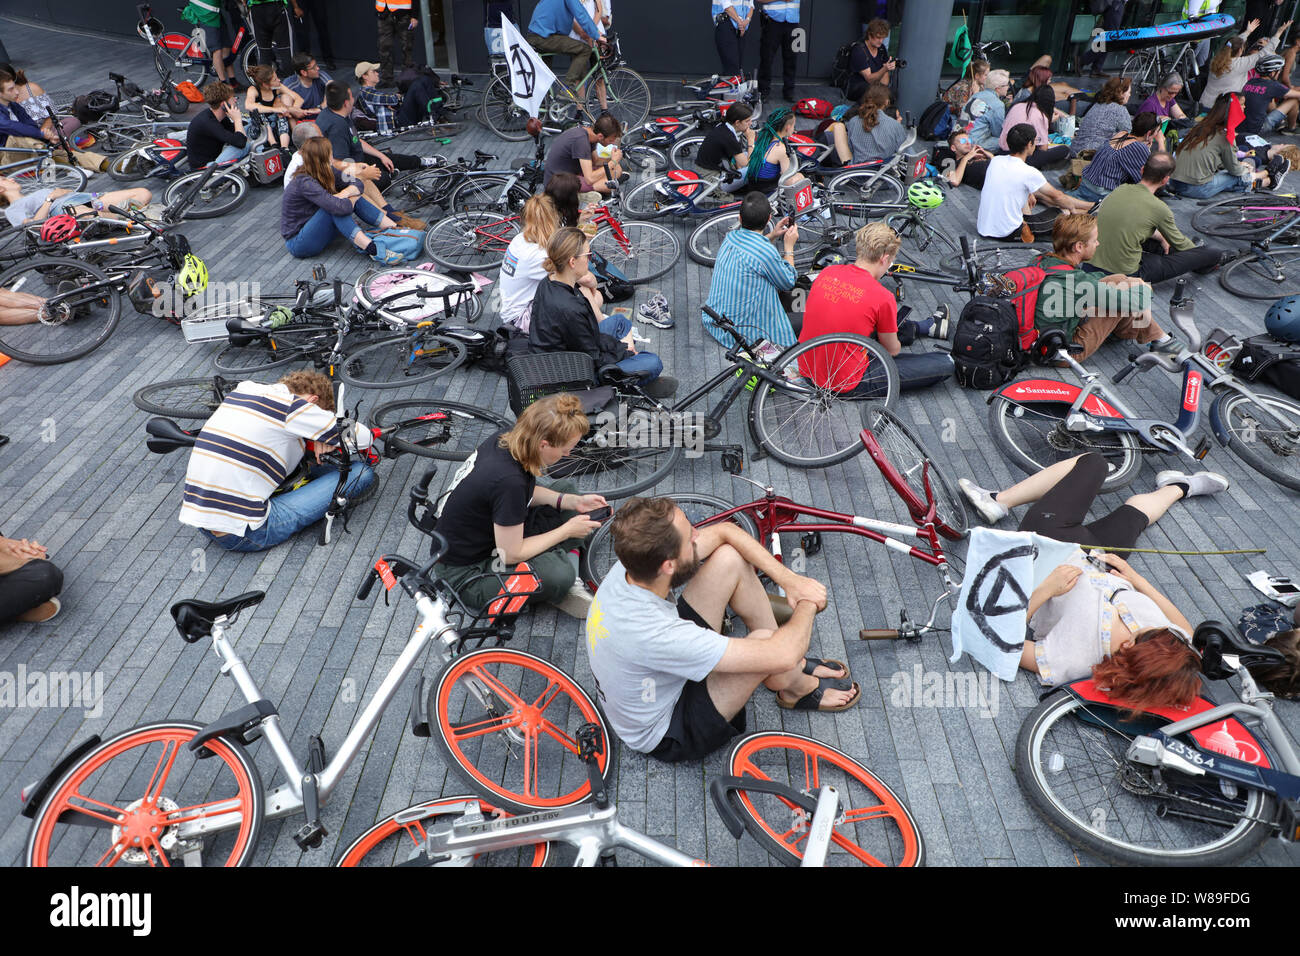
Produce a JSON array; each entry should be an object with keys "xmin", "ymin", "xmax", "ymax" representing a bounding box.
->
[{"xmin": 584, "ymin": 496, "xmax": 859, "ymax": 764}]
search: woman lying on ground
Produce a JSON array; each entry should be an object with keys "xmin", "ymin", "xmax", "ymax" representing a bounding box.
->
[{"xmin": 959, "ymin": 453, "xmax": 1230, "ymax": 709}]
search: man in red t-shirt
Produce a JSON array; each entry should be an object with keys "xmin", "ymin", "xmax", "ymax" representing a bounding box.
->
[{"xmin": 798, "ymin": 222, "xmax": 953, "ymax": 393}]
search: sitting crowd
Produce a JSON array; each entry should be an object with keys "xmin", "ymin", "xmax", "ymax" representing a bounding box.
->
[{"xmin": 8, "ymin": 11, "xmax": 1300, "ymax": 785}]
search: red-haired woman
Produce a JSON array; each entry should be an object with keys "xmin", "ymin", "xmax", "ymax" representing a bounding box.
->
[{"xmin": 959, "ymin": 453, "xmax": 1227, "ymax": 710}]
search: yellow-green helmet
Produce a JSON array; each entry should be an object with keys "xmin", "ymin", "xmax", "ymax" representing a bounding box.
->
[
  {"xmin": 907, "ymin": 180, "xmax": 944, "ymax": 209},
  {"xmin": 177, "ymin": 253, "xmax": 208, "ymax": 297}
]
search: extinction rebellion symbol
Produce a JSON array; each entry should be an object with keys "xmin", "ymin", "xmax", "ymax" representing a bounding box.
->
[
  {"xmin": 509, "ymin": 41, "xmax": 536, "ymax": 98},
  {"xmin": 964, "ymin": 544, "xmax": 1036, "ymax": 650}
]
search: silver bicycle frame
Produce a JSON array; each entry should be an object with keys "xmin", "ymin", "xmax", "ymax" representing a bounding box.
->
[
  {"xmin": 409, "ymin": 785, "xmax": 840, "ymax": 867},
  {"xmin": 171, "ymin": 589, "xmax": 460, "ymax": 842}
]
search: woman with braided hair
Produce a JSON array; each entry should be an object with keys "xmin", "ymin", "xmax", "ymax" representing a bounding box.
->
[{"xmin": 743, "ymin": 106, "xmax": 795, "ymax": 193}]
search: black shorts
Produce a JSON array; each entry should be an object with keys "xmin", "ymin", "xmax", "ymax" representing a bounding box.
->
[
  {"xmin": 1017, "ymin": 453, "xmax": 1149, "ymax": 558},
  {"xmin": 647, "ymin": 597, "xmax": 746, "ymax": 763}
]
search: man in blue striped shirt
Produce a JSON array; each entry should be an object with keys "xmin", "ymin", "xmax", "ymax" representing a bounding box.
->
[
  {"xmin": 756, "ymin": 0, "xmax": 800, "ymax": 102},
  {"xmin": 178, "ymin": 369, "xmax": 375, "ymax": 552},
  {"xmin": 701, "ymin": 191, "xmax": 799, "ymax": 357}
]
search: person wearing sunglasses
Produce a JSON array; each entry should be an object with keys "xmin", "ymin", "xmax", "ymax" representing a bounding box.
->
[{"xmin": 932, "ymin": 129, "xmax": 992, "ymax": 189}]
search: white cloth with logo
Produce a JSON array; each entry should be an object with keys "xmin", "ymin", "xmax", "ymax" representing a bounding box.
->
[
  {"xmin": 949, "ymin": 528, "xmax": 1078, "ymax": 681},
  {"xmin": 501, "ymin": 15, "xmax": 558, "ymax": 117}
]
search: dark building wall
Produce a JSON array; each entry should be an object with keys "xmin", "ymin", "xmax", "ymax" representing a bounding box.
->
[{"xmin": 2, "ymin": 0, "xmax": 866, "ymax": 80}]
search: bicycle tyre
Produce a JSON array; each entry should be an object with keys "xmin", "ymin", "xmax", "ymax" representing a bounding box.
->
[
  {"xmin": 211, "ymin": 325, "xmax": 336, "ymax": 374},
  {"xmin": 1190, "ymin": 194, "xmax": 1300, "ymax": 240},
  {"xmin": 156, "ymin": 45, "xmax": 209, "ymax": 89},
  {"xmin": 1211, "ymin": 390, "xmax": 1300, "ymax": 492},
  {"xmin": 824, "ymin": 168, "xmax": 905, "ymax": 228},
  {"xmin": 79, "ymin": 122, "xmax": 153, "ymax": 155},
  {"xmin": 585, "ymin": 66, "xmax": 651, "ymax": 134},
  {"xmin": 1014, "ymin": 690, "xmax": 1275, "ymax": 866},
  {"xmin": 987, "ymin": 391, "xmax": 1142, "ymax": 491},
  {"xmin": 580, "ymin": 491, "xmax": 759, "ymax": 590},
  {"xmin": 108, "ymin": 144, "xmax": 156, "ymax": 182},
  {"xmin": 936, "ymin": 241, "xmax": 1049, "ymax": 275},
  {"xmin": 750, "ymin": 334, "xmax": 899, "ymax": 469},
  {"xmin": 1120, "ymin": 51, "xmax": 1158, "ymax": 101},
  {"xmin": 354, "ymin": 267, "xmax": 483, "ymax": 327},
  {"xmin": 591, "ymin": 219, "xmax": 681, "ymax": 283},
  {"xmin": 687, "ymin": 210, "xmax": 828, "ymax": 270},
  {"xmin": 868, "ymin": 407, "xmax": 969, "ymax": 540},
  {"xmin": 727, "ymin": 731, "xmax": 925, "ymax": 867},
  {"xmin": 480, "ymin": 73, "xmax": 531, "ymax": 141},
  {"xmin": 369, "ymin": 398, "xmax": 510, "ymax": 460},
  {"xmin": 26, "ymin": 162, "xmax": 91, "ymax": 194},
  {"xmin": 1219, "ymin": 248, "xmax": 1300, "ymax": 299},
  {"xmin": 165, "ymin": 88, "xmax": 189, "ymax": 115},
  {"xmin": 552, "ymin": 419, "xmax": 684, "ymax": 500},
  {"xmin": 381, "ymin": 167, "xmax": 453, "ymax": 215},
  {"xmin": 622, "ymin": 143, "xmax": 667, "ymax": 175},
  {"xmin": 333, "ymin": 796, "xmax": 550, "ymax": 867},
  {"xmin": 162, "ymin": 168, "xmax": 248, "ymax": 220},
  {"xmin": 338, "ymin": 331, "xmax": 467, "ymax": 389},
  {"xmin": 0, "ymin": 257, "xmax": 123, "ymax": 365},
  {"xmin": 617, "ymin": 174, "xmax": 684, "ymax": 220},
  {"xmin": 132, "ymin": 376, "xmax": 239, "ymax": 420},
  {"xmin": 449, "ymin": 174, "xmax": 532, "ymax": 211},
  {"xmin": 25, "ymin": 720, "xmax": 264, "ymax": 867},
  {"xmin": 888, "ymin": 211, "xmax": 967, "ymax": 275},
  {"xmin": 429, "ymin": 647, "xmax": 614, "ymax": 816},
  {"xmin": 424, "ymin": 210, "xmax": 520, "ymax": 272},
  {"xmin": 667, "ymin": 134, "xmax": 706, "ymax": 170}
]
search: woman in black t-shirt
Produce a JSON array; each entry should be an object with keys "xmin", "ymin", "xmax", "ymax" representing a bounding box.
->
[{"xmin": 433, "ymin": 393, "xmax": 608, "ymax": 618}]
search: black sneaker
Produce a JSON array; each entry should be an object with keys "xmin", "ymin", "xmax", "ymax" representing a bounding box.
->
[
  {"xmin": 1148, "ymin": 336, "xmax": 1186, "ymax": 355},
  {"xmin": 642, "ymin": 375, "xmax": 678, "ymax": 399}
]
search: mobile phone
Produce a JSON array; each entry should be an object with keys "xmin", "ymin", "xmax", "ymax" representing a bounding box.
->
[
  {"xmin": 1084, "ymin": 550, "xmax": 1109, "ymax": 571},
  {"xmin": 1273, "ymin": 581, "xmax": 1300, "ymax": 595},
  {"xmin": 588, "ymin": 506, "xmax": 613, "ymax": 523}
]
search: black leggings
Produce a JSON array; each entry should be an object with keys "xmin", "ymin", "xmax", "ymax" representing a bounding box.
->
[
  {"xmin": 0, "ymin": 558, "xmax": 62, "ymax": 625},
  {"xmin": 1016, "ymin": 453, "xmax": 1148, "ymax": 559}
]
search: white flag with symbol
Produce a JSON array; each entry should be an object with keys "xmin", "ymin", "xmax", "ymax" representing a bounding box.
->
[{"xmin": 501, "ymin": 16, "xmax": 557, "ymax": 118}]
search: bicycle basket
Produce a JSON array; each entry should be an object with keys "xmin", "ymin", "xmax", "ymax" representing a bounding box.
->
[
  {"xmin": 504, "ymin": 350, "xmax": 611, "ymax": 417},
  {"xmin": 136, "ymin": 16, "xmax": 164, "ymax": 41},
  {"xmin": 249, "ymin": 145, "xmax": 286, "ymax": 184}
]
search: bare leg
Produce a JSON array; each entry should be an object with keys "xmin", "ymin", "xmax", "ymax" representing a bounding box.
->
[
  {"xmin": 995, "ymin": 454, "xmax": 1089, "ymax": 509},
  {"xmin": 1122, "ymin": 485, "xmax": 1184, "ymax": 525}
]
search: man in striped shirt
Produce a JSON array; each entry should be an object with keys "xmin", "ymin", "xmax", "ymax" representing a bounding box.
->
[
  {"xmin": 178, "ymin": 369, "xmax": 375, "ymax": 552},
  {"xmin": 700, "ymin": 191, "xmax": 798, "ymax": 359}
]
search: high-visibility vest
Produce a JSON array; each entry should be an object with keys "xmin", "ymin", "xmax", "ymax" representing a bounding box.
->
[
  {"xmin": 1182, "ymin": 0, "xmax": 1220, "ymax": 18},
  {"xmin": 376, "ymin": 0, "xmax": 413, "ymax": 11}
]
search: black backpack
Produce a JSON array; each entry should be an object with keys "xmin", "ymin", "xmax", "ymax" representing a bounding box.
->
[
  {"xmin": 831, "ymin": 42, "xmax": 860, "ymax": 96},
  {"xmin": 951, "ymin": 297, "xmax": 1025, "ymax": 389},
  {"xmin": 1231, "ymin": 334, "xmax": 1300, "ymax": 402},
  {"xmin": 918, "ymin": 100, "xmax": 954, "ymax": 140}
]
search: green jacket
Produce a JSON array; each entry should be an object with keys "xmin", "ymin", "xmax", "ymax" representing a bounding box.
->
[{"xmin": 181, "ymin": 0, "xmax": 222, "ymax": 27}]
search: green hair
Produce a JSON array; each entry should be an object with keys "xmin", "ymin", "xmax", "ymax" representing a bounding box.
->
[{"xmin": 745, "ymin": 107, "xmax": 793, "ymax": 184}]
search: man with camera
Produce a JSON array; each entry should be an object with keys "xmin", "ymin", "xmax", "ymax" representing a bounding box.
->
[{"xmin": 846, "ymin": 18, "xmax": 900, "ymax": 102}]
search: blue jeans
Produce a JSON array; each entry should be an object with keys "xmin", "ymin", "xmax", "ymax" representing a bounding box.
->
[
  {"xmin": 853, "ymin": 350, "xmax": 954, "ymax": 395},
  {"xmin": 285, "ymin": 197, "xmax": 383, "ymax": 258},
  {"xmin": 202, "ymin": 462, "xmax": 376, "ymax": 552},
  {"xmin": 1170, "ymin": 173, "xmax": 1247, "ymax": 200},
  {"xmin": 1071, "ymin": 178, "xmax": 1110, "ymax": 204},
  {"xmin": 599, "ymin": 314, "xmax": 663, "ymax": 381},
  {"xmin": 215, "ymin": 139, "xmax": 253, "ymax": 164}
]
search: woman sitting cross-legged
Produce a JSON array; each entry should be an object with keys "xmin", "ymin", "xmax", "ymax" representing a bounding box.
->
[
  {"xmin": 959, "ymin": 453, "xmax": 1229, "ymax": 705},
  {"xmin": 432, "ymin": 393, "xmax": 608, "ymax": 620},
  {"xmin": 280, "ymin": 137, "xmax": 400, "ymax": 260},
  {"xmin": 527, "ymin": 226, "xmax": 676, "ymax": 398}
]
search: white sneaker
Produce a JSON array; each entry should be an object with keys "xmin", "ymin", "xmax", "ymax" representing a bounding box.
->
[
  {"xmin": 1156, "ymin": 470, "xmax": 1230, "ymax": 498},
  {"xmin": 556, "ymin": 580, "xmax": 594, "ymax": 619},
  {"xmin": 958, "ymin": 478, "xmax": 1009, "ymax": 524}
]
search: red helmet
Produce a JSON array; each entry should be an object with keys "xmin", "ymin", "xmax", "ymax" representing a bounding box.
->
[
  {"xmin": 794, "ymin": 98, "xmax": 832, "ymax": 119},
  {"xmin": 40, "ymin": 214, "xmax": 81, "ymax": 244}
]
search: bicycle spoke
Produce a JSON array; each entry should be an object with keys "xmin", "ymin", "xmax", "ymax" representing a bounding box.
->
[{"xmin": 447, "ymin": 709, "xmax": 524, "ymax": 742}]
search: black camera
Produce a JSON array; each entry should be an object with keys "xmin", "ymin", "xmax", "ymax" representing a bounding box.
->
[{"xmin": 894, "ymin": 58, "xmax": 908, "ymax": 69}]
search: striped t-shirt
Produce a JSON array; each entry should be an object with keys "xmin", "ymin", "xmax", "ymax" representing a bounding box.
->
[
  {"xmin": 701, "ymin": 226, "xmax": 798, "ymax": 349},
  {"xmin": 179, "ymin": 382, "xmax": 341, "ymax": 535}
]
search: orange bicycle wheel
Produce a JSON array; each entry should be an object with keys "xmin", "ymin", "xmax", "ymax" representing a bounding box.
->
[
  {"xmin": 335, "ymin": 796, "xmax": 549, "ymax": 867},
  {"xmin": 726, "ymin": 731, "xmax": 924, "ymax": 867},
  {"xmin": 430, "ymin": 648, "xmax": 613, "ymax": 815},
  {"xmin": 25, "ymin": 721, "xmax": 263, "ymax": 867}
]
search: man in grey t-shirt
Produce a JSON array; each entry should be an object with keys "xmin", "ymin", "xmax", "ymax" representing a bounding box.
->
[{"xmin": 585, "ymin": 497, "xmax": 859, "ymax": 762}]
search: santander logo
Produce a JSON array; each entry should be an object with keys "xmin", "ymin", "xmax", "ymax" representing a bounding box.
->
[{"xmin": 1183, "ymin": 371, "xmax": 1202, "ymax": 411}]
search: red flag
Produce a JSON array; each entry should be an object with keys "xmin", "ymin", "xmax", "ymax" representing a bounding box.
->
[{"xmin": 1226, "ymin": 92, "xmax": 1246, "ymax": 144}]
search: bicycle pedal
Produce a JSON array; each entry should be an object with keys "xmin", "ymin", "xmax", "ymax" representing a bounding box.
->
[
  {"xmin": 293, "ymin": 820, "xmax": 327, "ymax": 850},
  {"xmin": 1193, "ymin": 436, "xmax": 1211, "ymax": 460},
  {"xmin": 721, "ymin": 450, "xmax": 744, "ymax": 474}
]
